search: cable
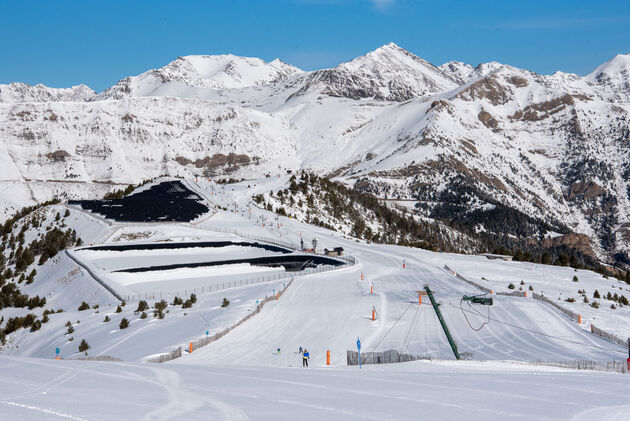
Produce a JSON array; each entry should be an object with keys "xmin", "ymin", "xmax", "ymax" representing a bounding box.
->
[
  {"xmin": 369, "ymin": 302, "xmax": 414, "ymax": 352},
  {"xmin": 460, "ymin": 298, "xmax": 490, "ymax": 331},
  {"xmin": 447, "ymin": 303, "xmax": 627, "ymax": 354},
  {"xmin": 402, "ymin": 305, "xmax": 421, "ymax": 352}
]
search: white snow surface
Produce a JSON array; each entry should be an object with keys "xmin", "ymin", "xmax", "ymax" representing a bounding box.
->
[{"xmin": 0, "ymin": 355, "xmax": 629, "ymax": 421}]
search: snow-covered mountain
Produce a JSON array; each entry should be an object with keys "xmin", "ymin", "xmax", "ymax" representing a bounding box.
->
[
  {"xmin": 0, "ymin": 82, "xmax": 95, "ymax": 103},
  {"xmin": 95, "ymin": 54, "xmax": 302, "ymax": 100},
  {"xmin": 2, "ymin": 43, "xmax": 629, "ymax": 266},
  {"xmin": 291, "ymin": 42, "xmax": 458, "ymax": 101}
]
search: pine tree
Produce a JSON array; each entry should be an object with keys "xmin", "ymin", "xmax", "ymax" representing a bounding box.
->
[{"xmin": 78, "ymin": 339, "xmax": 90, "ymax": 352}]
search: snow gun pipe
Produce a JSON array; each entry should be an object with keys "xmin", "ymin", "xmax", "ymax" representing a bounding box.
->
[{"xmin": 424, "ymin": 285, "xmax": 461, "ymax": 360}]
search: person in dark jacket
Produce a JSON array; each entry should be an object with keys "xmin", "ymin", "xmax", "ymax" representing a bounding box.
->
[{"xmin": 302, "ymin": 349, "xmax": 310, "ymax": 367}]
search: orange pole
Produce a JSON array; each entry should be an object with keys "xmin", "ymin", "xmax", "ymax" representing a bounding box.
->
[
  {"xmin": 372, "ymin": 309, "xmax": 375, "ymax": 321},
  {"xmin": 490, "ymin": 289, "xmax": 493, "ymax": 294},
  {"xmin": 578, "ymin": 314, "xmax": 582, "ymax": 324},
  {"xmin": 361, "ymin": 273, "xmax": 364, "ymax": 280},
  {"xmin": 189, "ymin": 342, "xmax": 193, "ymax": 353},
  {"xmin": 326, "ymin": 350, "xmax": 330, "ymax": 365},
  {"xmin": 370, "ymin": 284, "xmax": 373, "ymax": 294},
  {"xmin": 276, "ymin": 293, "xmax": 279, "ymax": 300},
  {"xmin": 419, "ymin": 294, "xmax": 422, "ymax": 305},
  {"xmin": 524, "ymin": 291, "xmax": 527, "ymax": 298}
]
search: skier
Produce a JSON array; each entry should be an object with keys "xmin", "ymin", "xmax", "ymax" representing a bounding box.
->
[
  {"xmin": 302, "ymin": 349, "xmax": 310, "ymax": 367},
  {"xmin": 298, "ymin": 346, "xmax": 303, "ymax": 354}
]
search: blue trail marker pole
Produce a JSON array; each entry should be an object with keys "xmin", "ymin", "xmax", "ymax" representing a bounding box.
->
[
  {"xmin": 55, "ymin": 347, "xmax": 60, "ymax": 360},
  {"xmin": 357, "ymin": 339, "xmax": 362, "ymax": 369}
]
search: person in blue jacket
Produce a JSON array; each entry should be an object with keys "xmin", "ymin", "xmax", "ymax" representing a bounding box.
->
[{"xmin": 302, "ymin": 349, "xmax": 310, "ymax": 367}]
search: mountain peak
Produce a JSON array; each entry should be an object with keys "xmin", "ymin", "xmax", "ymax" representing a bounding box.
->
[
  {"xmin": 586, "ymin": 53, "xmax": 630, "ymax": 79},
  {"xmin": 585, "ymin": 53, "xmax": 630, "ymax": 101},
  {"xmin": 0, "ymin": 82, "xmax": 95, "ymax": 103},
  {"xmin": 291, "ymin": 43, "xmax": 458, "ymax": 101},
  {"xmin": 95, "ymin": 53, "xmax": 303, "ymax": 100}
]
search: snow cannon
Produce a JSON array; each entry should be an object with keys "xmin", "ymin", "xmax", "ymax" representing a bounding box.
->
[{"xmin": 462, "ymin": 295, "xmax": 493, "ymax": 306}]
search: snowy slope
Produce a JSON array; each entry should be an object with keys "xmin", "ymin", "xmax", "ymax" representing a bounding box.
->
[
  {"xmin": 1, "ymin": 355, "xmax": 629, "ymax": 420},
  {"xmin": 2, "ymin": 177, "xmax": 628, "ymax": 366}
]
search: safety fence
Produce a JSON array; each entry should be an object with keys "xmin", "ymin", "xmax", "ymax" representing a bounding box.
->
[
  {"xmin": 148, "ymin": 346, "xmax": 182, "ymax": 363},
  {"xmin": 202, "ymin": 226, "xmax": 357, "ymax": 266},
  {"xmin": 148, "ymin": 276, "xmax": 295, "ymax": 363},
  {"xmin": 121, "ymin": 262, "xmax": 348, "ymax": 302},
  {"xmin": 445, "ymin": 265, "xmax": 492, "ymax": 294},
  {"xmin": 496, "ymin": 290, "xmax": 527, "ymax": 297},
  {"xmin": 66, "ymin": 250, "xmax": 125, "ymax": 301},
  {"xmin": 345, "ymin": 350, "xmax": 628, "ymax": 373},
  {"xmin": 119, "ymin": 226, "xmax": 356, "ymax": 301},
  {"xmin": 346, "ymin": 349, "xmax": 428, "ymax": 366},
  {"xmin": 590, "ymin": 324, "xmax": 629, "ymax": 348},
  {"xmin": 204, "ymin": 226, "xmax": 299, "ymax": 251},
  {"xmin": 513, "ymin": 359, "xmax": 628, "ymax": 374},
  {"xmin": 531, "ymin": 292, "xmax": 581, "ymax": 323}
]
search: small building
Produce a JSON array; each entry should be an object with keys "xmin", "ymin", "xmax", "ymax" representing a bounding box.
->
[
  {"xmin": 324, "ymin": 247, "xmax": 345, "ymax": 257},
  {"xmin": 479, "ymin": 253, "xmax": 513, "ymax": 262}
]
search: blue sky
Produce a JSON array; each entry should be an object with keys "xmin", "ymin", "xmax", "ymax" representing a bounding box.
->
[{"xmin": 1, "ymin": 0, "xmax": 629, "ymax": 92}]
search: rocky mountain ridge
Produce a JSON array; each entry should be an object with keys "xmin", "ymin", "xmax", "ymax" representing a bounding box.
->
[{"xmin": 1, "ymin": 43, "xmax": 629, "ymax": 266}]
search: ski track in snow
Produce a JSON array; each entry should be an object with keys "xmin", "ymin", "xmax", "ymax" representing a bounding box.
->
[{"xmin": 1, "ymin": 178, "xmax": 630, "ymax": 419}]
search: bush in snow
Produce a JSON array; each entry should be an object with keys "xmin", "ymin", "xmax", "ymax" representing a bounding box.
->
[
  {"xmin": 66, "ymin": 324, "xmax": 74, "ymax": 335},
  {"xmin": 590, "ymin": 301, "xmax": 599, "ymax": 309},
  {"xmin": 593, "ymin": 290, "xmax": 601, "ymax": 299},
  {"xmin": 172, "ymin": 296, "xmax": 183, "ymax": 306},
  {"xmin": 507, "ymin": 283, "xmax": 515, "ymax": 290},
  {"xmin": 565, "ymin": 297, "xmax": 576, "ymax": 303},
  {"xmin": 153, "ymin": 300, "xmax": 168, "ymax": 319},
  {"xmin": 119, "ymin": 318, "xmax": 129, "ymax": 330},
  {"xmin": 573, "ymin": 276, "xmax": 579, "ymax": 282},
  {"xmin": 79, "ymin": 339, "xmax": 90, "ymax": 352},
  {"xmin": 103, "ymin": 315, "xmax": 110, "ymax": 322},
  {"xmin": 140, "ymin": 312, "xmax": 147, "ymax": 319},
  {"xmin": 136, "ymin": 300, "xmax": 149, "ymax": 312},
  {"xmin": 30, "ymin": 320, "xmax": 41, "ymax": 332},
  {"xmin": 221, "ymin": 298, "xmax": 230, "ymax": 307},
  {"xmin": 77, "ymin": 301, "xmax": 90, "ymax": 311},
  {"xmin": 190, "ymin": 293, "xmax": 197, "ymax": 304},
  {"xmin": 115, "ymin": 305, "xmax": 122, "ymax": 313},
  {"xmin": 583, "ymin": 296, "xmax": 590, "ymax": 303},
  {"xmin": 182, "ymin": 299, "xmax": 193, "ymax": 309}
]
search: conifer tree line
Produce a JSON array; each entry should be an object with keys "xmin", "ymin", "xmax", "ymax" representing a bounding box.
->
[{"xmin": 257, "ymin": 172, "xmax": 630, "ymax": 284}]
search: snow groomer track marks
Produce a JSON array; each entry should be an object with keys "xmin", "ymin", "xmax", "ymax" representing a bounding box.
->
[{"xmin": 69, "ymin": 181, "xmax": 208, "ymax": 222}]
